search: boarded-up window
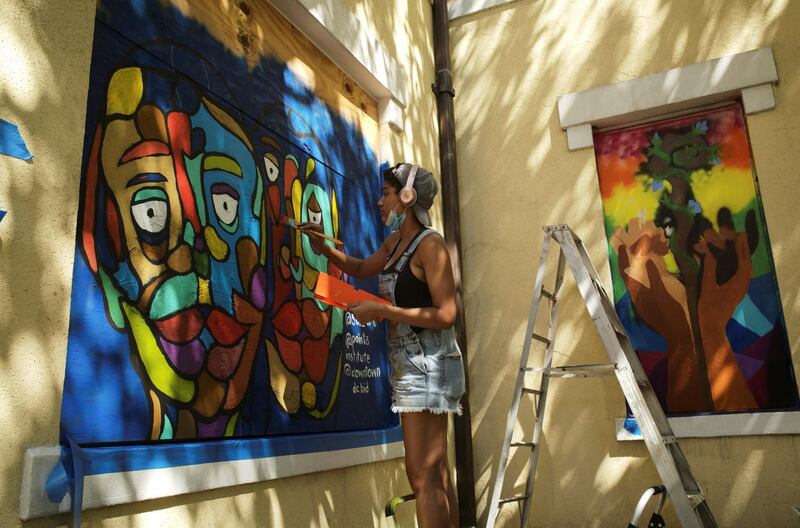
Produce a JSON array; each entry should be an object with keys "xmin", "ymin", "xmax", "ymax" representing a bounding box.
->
[
  {"xmin": 62, "ymin": 0, "xmax": 394, "ymax": 450},
  {"xmin": 594, "ymin": 103, "xmax": 798, "ymax": 415}
]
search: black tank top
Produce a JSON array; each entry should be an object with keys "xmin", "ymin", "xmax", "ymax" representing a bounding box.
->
[
  {"xmin": 383, "ymin": 229, "xmax": 435, "ymax": 332},
  {"xmin": 395, "ymin": 253, "xmax": 433, "ymax": 309}
]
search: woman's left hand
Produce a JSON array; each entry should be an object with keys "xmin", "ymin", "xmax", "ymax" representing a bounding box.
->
[{"xmin": 347, "ymin": 301, "xmax": 386, "ymax": 324}]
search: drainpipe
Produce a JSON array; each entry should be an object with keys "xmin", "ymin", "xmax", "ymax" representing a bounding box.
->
[{"xmin": 431, "ymin": 1, "xmax": 476, "ymax": 525}]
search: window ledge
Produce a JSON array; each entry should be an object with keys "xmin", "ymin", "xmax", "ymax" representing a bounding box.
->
[
  {"xmin": 616, "ymin": 412, "xmax": 800, "ymax": 442},
  {"xmin": 448, "ymin": 0, "xmax": 521, "ymax": 21},
  {"xmin": 20, "ymin": 427, "xmax": 403, "ymax": 520}
]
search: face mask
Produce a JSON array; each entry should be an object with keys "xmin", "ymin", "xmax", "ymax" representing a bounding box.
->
[{"xmin": 385, "ymin": 206, "xmax": 407, "ymax": 231}]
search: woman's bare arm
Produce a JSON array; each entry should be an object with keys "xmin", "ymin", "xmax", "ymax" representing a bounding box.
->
[
  {"xmin": 299, "ymin": 222, "xmax": 399, "ymax": 279},
  {"xmin": 348, "ymin": 235, "xmax": 457, "ymax": 329}
]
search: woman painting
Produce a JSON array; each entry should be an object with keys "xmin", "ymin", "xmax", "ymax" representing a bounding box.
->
[{"xmin": 302, "ymin": 163, "xmax": 466, "ymax": 527}]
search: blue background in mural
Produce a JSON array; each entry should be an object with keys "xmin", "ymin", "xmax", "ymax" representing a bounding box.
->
[{"xmin": 62, "ymin": 0, "xmax": 396, "ymax": 444}]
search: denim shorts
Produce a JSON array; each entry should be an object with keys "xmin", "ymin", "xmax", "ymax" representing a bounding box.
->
[{"xmin": 387, "ymin": 324, "xmax": 466, "ymax": 415}]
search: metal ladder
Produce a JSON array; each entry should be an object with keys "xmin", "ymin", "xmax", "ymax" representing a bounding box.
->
[{"xmin": 485, "ymin": 224, "xmax": 717, "ymax": 528}]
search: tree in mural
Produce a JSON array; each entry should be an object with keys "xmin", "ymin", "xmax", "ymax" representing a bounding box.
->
[{"xmin": 611, "ymin": 120, "xmax": 759, "ymax": 412}]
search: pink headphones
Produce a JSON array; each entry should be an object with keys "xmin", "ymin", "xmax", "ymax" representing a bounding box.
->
[{"xmin": 399, "ymin": 164, "xmax": 420, "ymax": 207}]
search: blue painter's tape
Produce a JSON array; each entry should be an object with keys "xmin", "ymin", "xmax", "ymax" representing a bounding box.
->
[
  {"xmin": 0, "ymin": 119, "xmax": 32, "ymax": 160},
  {"xmin": 44, "ymin": 455, "xmax": 69, "ymax": 503},
  {"xmin": 44, "ymin": 432, "xmax": 91, "ymax": 527},
  {"xmin": 624, "ymin": 417, "xmax": 642, "ymax": 437},
  {"xmin": 0, "ymin": 210, "xmax": 6, "ymax": 223},
  {"xmin": 66, "ymin": 433, "xmax": 90, "ymax": 528}
]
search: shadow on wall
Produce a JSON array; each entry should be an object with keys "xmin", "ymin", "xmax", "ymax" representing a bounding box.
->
[
  {"xmin": 448, "ymin": 0, "xmax": 800, "ymax": 526},
  {"xmin": 346, "ymin": 0, "xmax": 441, "ymax": 211},
  {"xmin": 0, "ymin": 1, "xmax": 98, "ymax": 526}
]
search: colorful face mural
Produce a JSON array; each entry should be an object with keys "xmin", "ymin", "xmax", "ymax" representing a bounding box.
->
[
  {"xmin": 79, "ymin": 67, "xmax": 266, "ymax": 439},
  {"xmin": 595, "ymin": 104, "xmax": 798, "ymax": 414},
  {"xmin": 61, "ymin": 0, "xmax": 393, "ymax": 444},
  {"xmin": 260, "ymin": 109, "xmax": 345, "ymax": 418}
]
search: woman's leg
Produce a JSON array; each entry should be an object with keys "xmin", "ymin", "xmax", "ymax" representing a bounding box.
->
[
  {"xmin": 401, "ymin": 411, "xmax": 453, "ymax": 527},
  {"xmin": 441, "ymin": 448, "xmax": 459, "ymax": 527}
]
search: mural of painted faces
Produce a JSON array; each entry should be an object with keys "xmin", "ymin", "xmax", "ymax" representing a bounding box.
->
[
  {"xmin": 79, "ymin": 62, "xmax": 356, "ymax": 440},
  {"xmin": 82, "ymin": 66, "xmax": 266, "ymax": 439},
  {"xmin": 260, "ymin": 108, "xmax": 345, "ymax": 419}
]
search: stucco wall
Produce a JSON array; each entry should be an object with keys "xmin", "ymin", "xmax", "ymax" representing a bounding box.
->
[
  {"xmin": 450, "ymin": 1, "xmax": 800, "ymax": 526},
  {"xmin": 0, "ymin": 1, "xmax": 440, "ymax": 526},
  {"xmin": 1, "ymin": 1, "xmax": 94, "ymax": 526}
]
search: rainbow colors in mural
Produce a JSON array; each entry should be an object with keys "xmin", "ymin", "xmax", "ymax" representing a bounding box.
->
[{"xmin": 595, "ymin": 104, "xmax": 798, "ymax": 414}]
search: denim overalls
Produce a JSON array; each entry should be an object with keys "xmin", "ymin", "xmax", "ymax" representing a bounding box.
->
[{"xmin": 379, "ymin": 229, "xmax": 465, "ymax": 414}]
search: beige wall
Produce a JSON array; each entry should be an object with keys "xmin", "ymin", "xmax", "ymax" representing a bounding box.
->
[
  {"xmin": 450, "ymin": 1, "xmax": 800, "ymax": 526},
  {"xmin": 1, "ymin": 1, "xmax": 94, "ymax": 526},
  {"xmin": 0, "ymin": 0, "xmax": 440, "ymax": 526}
]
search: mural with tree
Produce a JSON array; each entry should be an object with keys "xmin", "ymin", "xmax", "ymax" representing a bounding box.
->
[{"xmin": 596, "ymin": 104, "xmax": 798, "ymax": 414}]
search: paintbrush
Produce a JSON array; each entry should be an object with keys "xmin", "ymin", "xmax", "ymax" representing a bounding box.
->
[{"xmin": 279, "ymin": 216, "xmax": 344, "ymax": 246}]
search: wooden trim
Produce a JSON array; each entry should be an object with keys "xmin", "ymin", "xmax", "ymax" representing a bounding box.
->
[{"xmin": 268, "ymin": 0, "xmax": 407, "ymax": 130}]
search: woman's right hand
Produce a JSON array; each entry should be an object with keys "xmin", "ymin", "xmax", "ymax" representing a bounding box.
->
[{"xmin": 298, "ymin": 222, "xmax": 327, "ymax": 254}]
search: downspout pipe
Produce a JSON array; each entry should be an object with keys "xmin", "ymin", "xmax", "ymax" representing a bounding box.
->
[{"xmin": 431, "ymin": 1, "xmax": 477, "ymax": 525}]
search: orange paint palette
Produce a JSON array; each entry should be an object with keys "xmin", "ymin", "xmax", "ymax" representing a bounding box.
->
[{"xmin": 313, "ymin": 272, "xmax": 391, "ymax": 310}]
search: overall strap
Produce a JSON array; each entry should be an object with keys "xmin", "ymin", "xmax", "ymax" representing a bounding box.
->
[
  {"xmin": 392, "ymin": 228, "xmax": 435, "ymax": 274},
  {"xmin": 384, "ymin": 236, "xmax": 404, "ymax": 265}
]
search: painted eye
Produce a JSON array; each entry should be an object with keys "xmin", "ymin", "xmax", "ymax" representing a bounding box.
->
[
  {"xmin": 308, "ymin": 210, "xmax": 322, "ymax": 225},
  {"xmin": 131, "ymin": 199, "xmax": 168, "ymax": 233},
  {"xmin": 264, "ymin": 155, "xmax": 279, "ymax": 182},
  {"xmin": 212, "ymin": 193, "xmax": 239, "ymax": 225}
]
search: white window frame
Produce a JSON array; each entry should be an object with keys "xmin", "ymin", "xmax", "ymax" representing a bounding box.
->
[{"xmin": 558, "ymin": 47, "xmax": 778, "ymax": 150}]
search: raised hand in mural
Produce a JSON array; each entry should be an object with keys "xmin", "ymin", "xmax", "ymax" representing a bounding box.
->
[
  {"xmin": 611, "ymin": 218, "xmax": 689, "ymax": 329},
  {"xmin": 695, "ymin": 208, "xmax": 758, "ymax": 410},
  {"xmin": 611, "ymin": 218, "xmax": 707, "ymax": 411}
]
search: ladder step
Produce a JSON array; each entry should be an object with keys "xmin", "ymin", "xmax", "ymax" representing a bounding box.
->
[
  {"xmin": 524, "ymin": 363, "xmax": 617, "ymax": 377},
  {"xmin": 510, "ymin": 441, "xmax": 536, "ymax": 448},
  {"xmin": 531, "ymin": 333, "xmax": 551, "ymax": 345},
  {"xmin": 687, "ymin": 492, "xmax": 706, "ymax": 507},
  {"xmin": 521, "ymin": 387, "xmax": 542, "ymax": 395},
  {"xmin": 541, "ymin": 288, "xmax": 556, "ymax": 302},
  {"xmin": 498, "ymin": 494, "xmax": 529, "ymax": 505}
]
